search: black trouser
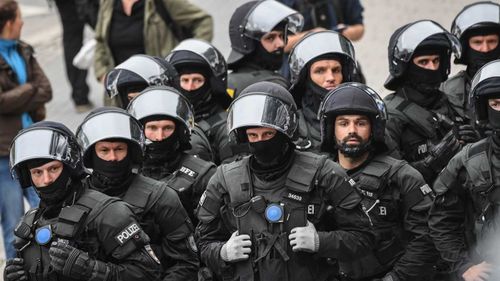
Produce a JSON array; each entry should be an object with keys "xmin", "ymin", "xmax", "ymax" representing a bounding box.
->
[{"xmin": 54, "ymin": 0, "xmax": 90, "ymax": 105}]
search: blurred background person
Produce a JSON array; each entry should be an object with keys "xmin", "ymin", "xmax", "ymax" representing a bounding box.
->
[
  {"xmin": 0, "ymin": 0, "xmax": 51, "ymax": 260},
  {"xmin": 93, "ymin": 0, "xmax": 213, "ymax": 106}
]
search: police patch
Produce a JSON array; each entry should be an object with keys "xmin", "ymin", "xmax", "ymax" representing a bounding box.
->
[
  {"xmin": 420, "ymin": 184, "xmax": 433, "ymax": 196},
  {"xmin": 179, "ymin": 166, "xmax": 198, "ymax": 179},
  {"xmin": 187, "ymin": 235, "xmax": 198, "ymax": 253},
  {"xmin": 115, "ymin": 223, "xmax": 140, "ymax": 245}
]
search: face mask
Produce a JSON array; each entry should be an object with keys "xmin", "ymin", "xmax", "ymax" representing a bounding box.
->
[
  {"xmin": 248, "ymin": 132, "xmax": 289, "ymax": 166},
  {"xmin": 181, "ymin": 80, "xmax": 212, "ymax": 110},
  {"xmin": 335, "ymin": 132, "xmax": 372, "ymax": 158},
  {"xmin": 405, "ymin": 62, "xmax": 444, "ymax": 94},
  {"xmin": 145, "ymin": 133, "xmax": 180, "ymax": 163},
  {"xmin": 253, "ymin": 43, "xmax": 284, "ymax": 71},
  {"xmin": 91, "ymin": 152, "xmax": 132, "ymax": 184},
  {"xmin": 466, "ymin": 47, "xmax": 500, "ymax": 77},
  {"xmin": 35, "ymin": 167, "xmax": 71, "ymax": 205},
  {"xmin": 488, "ymin": 105, "xmax": 500, "ymax": 131},
  {"xmin": 304, "ymin": 77, "xmax": 329, "ymax": 113}
]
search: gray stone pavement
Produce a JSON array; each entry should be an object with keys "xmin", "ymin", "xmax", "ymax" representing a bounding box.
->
[{"xmin": 0, "ymin": 0, "xmax": 480, "ymax": 278}]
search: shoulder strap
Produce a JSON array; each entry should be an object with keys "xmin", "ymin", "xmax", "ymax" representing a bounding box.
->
[
  {"xmin": 285, "ymin": 151, "xmax": 327, "ymax": 193},
  {"xmin": 123, "ymin": 175, "xmax": 163, "ymax": 214},
  {"xmin": 153, "ymin": 0, "xmax": 185, "ymax": 40},
  {"xmin": 223, "ymin": 157, "xmax": 252, "ymax": 204},
  {"xmin": 167, "ymin": 154, "xmax": 215, "ymax": 192},
  {"xmin": 464, "ymin": 139, "xmax": 492, "ymax": 188},
  {"xmin": 14, "ymin": 208, "xmax": 40, "ymax": 240},
  {"xmin": 357, "ymin": 156, "xmax": 395, "ymax": 193},
  {"xmin": 387, "ymin": 94, "xmax": 437, "ymax": 139},
  {"xmin": 197, "ymin": 111, "xmax": 227, "ymax": 135}
]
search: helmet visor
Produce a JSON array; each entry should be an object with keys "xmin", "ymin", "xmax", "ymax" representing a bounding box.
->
[
  {"xmin": 244, "ymin": 0, "xmax": 304, "ymax": 40},
  {"xmin": 289, "ymin": 31, "xmax": 355, "ymax": 84},
  {"xmin": 106, "ymin": 56, "xmax": 173, "ymax": 97},
  {"xmin": 452, "ymin": 3, "xmax": 500, "ymax": 39},
  {"xmin": 168, "ymin": 39, "xmax": 227, "ymax": 78},
  {"xmin": 394, "ymin": 20, "xmax": 462, "ymax": 62},
  {"xmin": 228, "ymin": 94, "xmax": 297, "ymax": 138},
  {"xmin": 76, "ymin": 111, "xmax": 144, "ymax": 153},
  {"xmin": 127, "ymin": 88, "xmax": 194, "ymax": 131},
  {"xmin": 10, "ymin": 128, "xmax": 77, "ymax": 173},
  {"xmin": 471, "ymin": 60, "xmax": 500, "ymax": 97}
]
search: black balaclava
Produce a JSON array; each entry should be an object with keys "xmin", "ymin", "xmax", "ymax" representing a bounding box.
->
[
  {"xmin": 91, "ymin": 148, "xmax": 133, "ymax": 196},
  {"xmin": 465, "ymin": 29, "xmax": 500, "ymax": 77},
  {"xmin": 404, "ymin": 50, "xmax": 447, "ymax": 95},
  {"xmin": 488, "ymin": 105, "xmax": 500, "ymax": 132},
  {"xmin": 248, "ymin": 21, "xmax": 287, "ymax": 71},
  {"xmin": 27, "ymin": 159, "xmax": 73, "ymax": 206},
  {"xmin": 249, "ymin": 131, "xmax": 294, "ymax": 181},
  {"xmin": 177, "ymin": 65, "xmax": 213, "ymax": 110}
]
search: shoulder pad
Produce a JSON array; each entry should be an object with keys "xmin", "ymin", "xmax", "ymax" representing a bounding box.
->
[
  {"xmin": 123, "ymin": 174, "xmax": 163, "ymax": 211},
  {"xmin": 286, "ymin": 151, "xmax": 328, "ymax": 193}
]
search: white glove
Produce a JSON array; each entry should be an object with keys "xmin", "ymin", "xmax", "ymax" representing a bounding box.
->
[
  {"xmin": 220, "ymin": 231, "xmax": 252, "ymax": 262},
  {"xmin": 289, "ymin": 221, "xmax": 319, "ymax": 253}
]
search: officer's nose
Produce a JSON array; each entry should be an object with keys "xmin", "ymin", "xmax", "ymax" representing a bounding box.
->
[
  {"xmin": 107, "ymin": 150, "xmax": 119, "ymax": 161},
  {"xmin": 274, "ymin": 36, "xmax": 285, "ymax": 50},
  {"xmin": 478, "ymin": 41, "xmax": 493, "ymax": 53},
  {"xmin": 155, "ymin": 130, "xmax": 166, "ymax": 141},
  {"xmin": 41, "ymin": 170, "xmax": 54, "ymax": 186},
  {"xmin": 183, "ymin": 80, "xmax": 196, "ymax": 91}
]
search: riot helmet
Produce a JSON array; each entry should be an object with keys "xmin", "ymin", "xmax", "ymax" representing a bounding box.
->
[
  {"xmin": 318, "ymin": 82, "xmax": 387, "ymax": 154},
  {"xmin": 166, "ymin": 39, "xmax": 231, "ymax": 109},
  {"xmin": 10, "ymin": 121, "xmax": 84, "ymax": 188},
  {"xmin": 470, "ymin": 59, "xmax": 500, "ymax": 128},
  {"xmin": 385, "ymin": 20, "xmax": 461, "ymax": 90},
  {"xmin": 288, "ymin": 30, "xmax": 356, "ymax": 106},
  {"xmin": 127, "ymin": 85, "xmax": 195, "ymax": 151},
  {"xmin": 451, "ymin": 1, "xmax": 500, "ymax": 74},
  {"xmin": 76, "ymin": 107, "xmax": 145, "ymax": 168},
  {"xmin": 104, "ymin": 54, "xmax": 180, "ymax": 108},
  {"xmin": 227, "ymin": 81, "xmax": 298, "ymax": 143},
  {"xmin": 227, "ymin": 0, "xmax": 303, "ymax": 66}
]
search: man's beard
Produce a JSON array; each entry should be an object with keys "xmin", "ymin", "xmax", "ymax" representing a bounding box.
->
[{"xmin": 335, "ymin": 133, "xmax": 372, "ymax": 158}]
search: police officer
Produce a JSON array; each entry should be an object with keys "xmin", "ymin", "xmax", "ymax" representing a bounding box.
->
[
  {"xmin": 127, "ymin": 86, "xmax": 216, "ymax": 224},
  {"xmin": 226, "ymin": 0, "xmax": 304, "ymax": 98},
  {"xmin": 383, "ymin": 20, "xmax": 479, "ymax": 184},
  {"xmin": 76, "ymin": 107, "xmax": 200, "ymax": 281},
  {"xmin": 442, "ymin": 1, "xmax": 500, "ymax": 128},
  {"xmin": 288, "ymin": 30, "xmax": 356, "ymax": 152},
  {"xmin": 429, "ymin": 60, "xmax": 500, "ymax": 281},
  {"xmin": 318, "ymin": 83, "xmax": 437, "ymax": 281},
  {"xmin": 166, "ymin": 39, "xmax": 237, "ymax": 164},
  {"xmin": 104, "ymin": 54, "xmax": 214, "ymax": 162},
  {"xmin": 4, "ymin": 121, "xmax": 159, "ymax": 281},
  {"xmin": 196, "ymin": 81, "xmax": 374, "ymax": 281}
]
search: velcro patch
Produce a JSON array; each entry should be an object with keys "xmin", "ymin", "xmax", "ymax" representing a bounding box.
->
[
  {"xmin": 115, "ymin": 223, "xmax": 140, "ymax": 245},
  {"xmin": 420, "ymin": 184, "xmax": 433, "ymax": 196},
  {"xmin": 179, "ymin": 166, "xmax": 198, "ymax": 179}
]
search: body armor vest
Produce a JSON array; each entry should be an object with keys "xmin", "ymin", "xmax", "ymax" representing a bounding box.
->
[
  {"xmin": 220, "ymin": 152, "xmax": 332, "ymax": 281},
  {"xmin": 13, "ymin": 189, "xmax": 119, "ymax": 281}
]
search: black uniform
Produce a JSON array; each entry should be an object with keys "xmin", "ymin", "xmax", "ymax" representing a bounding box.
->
[
  {"xmin": 338, "ymin": 154, "xmax": 436, "ymax": 280},
  {"xmin": 13, "ymin": 182, "xmax": 159, "ymax": 281},
  {"xmin": 196, "ymin": 151, "xmax": 375, "ymax": 281},
  {"xmin": 88, "ymin": 173, "xmax": 200, "ymax": 281},
  {"xmin": 141, "ymin": 152, "xmax": 216, "ymax": 225}
]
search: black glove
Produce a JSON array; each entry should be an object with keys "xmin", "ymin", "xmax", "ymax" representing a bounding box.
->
[
  {"xmin": 455, "ymin": 124, "xmax": 480, "ymax": 143},
  {"xmin": 49, "ymin": 240, "xmax": 110, "ymax": 281},
  {"xmin": 424, "ymin": 130, "xmax": 461, "ymax": 172},
  {"xmin": 4, "ymin": 258, "xmax": 28, "ymax": 281}
]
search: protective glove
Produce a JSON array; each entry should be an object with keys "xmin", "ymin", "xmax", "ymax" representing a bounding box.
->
[
  {"xmin": 455, "ymin": 124, "xmax": 480, "ymax": 144},
  {"xmin": 4, "ymin": 258, "xmax": 28, "ymax": 281},
  {"xmin": 220, "ymin": 231, "xmax": 252, "ymax": 262},
  {"xmin": 289, "ymin": 221, "xmax": 319, "ymax": 253},
  {"xmin": 424, "ymin": 130, "xmax": 461, "ymax": 172},
  {"xmin": 49, "ymin": 240, "xmax": 110, "ymax": 281}
]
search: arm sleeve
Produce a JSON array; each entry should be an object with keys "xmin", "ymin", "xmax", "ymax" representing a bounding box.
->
[
  {"xmin": 195, "ymin": 168, "xmax": 234, "ymax": 277},
  {"xmin": 390, "ymin": 164, "xmax": 439, "ymax": 280},
  {"xmin": 316, "ymin": 160, "xmax": 375, "ymax": 261},
  {"xmin": 156, "ymin": 186, "xmax": 200, "ymax": 281},
  {"xmin": 164, "ymin": 0, "xmax": 213, "ymax": 41},
  {"xmin": 341, "ymin": 0, "xmax": 364, "ymax": 25},
  {"xmin": 95, "ymin": 201, "xmax": 160, "ymax": 281},
  {"xmin": 428, "ymin": 149, "xmax": 474, "ymax": 276}
]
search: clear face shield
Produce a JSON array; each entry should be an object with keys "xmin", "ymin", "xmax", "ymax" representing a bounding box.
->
[
  {"xmin": 167, "ymin": 39, "xmax": 227, "ymax": 79},
  {"xmin": 289, "ymin": 31, "xmax": 356, "ymax": 85},
  {"xmin": 10, "ymin": 128, "xmax": 80, "ymax": 178},
  {"xmin": 76, "ymin": 111, "xmax": 145, "ymax": 155},
  {"xmin": 393, "ymin": 20, "xmax": 462, "ymax": 63},
  {"xmin": 105, "ymin": 55, "xmax": 175, "ymax": 98},
  {"xmin": 452, "ymin": 2, "xmax": 500, "ymax": 39},
  {"xmin": 227, "ymin": 94, "xmax": 297, "ymax": 140},
  {"xmin": 127, "ymin": 87, "xmax": 195, "ymax": 134},
  {"xmin": 243, "ymin": 0, "xmax": 304, "ymax": 41},
  {"xmin": 471, "ymin": 60, "xmax": 500, "ymax": 96}
]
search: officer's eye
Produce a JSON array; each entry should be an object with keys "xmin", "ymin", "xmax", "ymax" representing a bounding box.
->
[
  {"xmin": 313, "ymin": 67, "xmax": 325, "ymax": 74},
  {"xmin": 432, "ymin": 58, "xmax": 440, "ymax": 65},
  {"xmin": 30, "ymin": 170, "xmax": 42, "ymax": 177},
  {"xmin": 337, "ymin": 120, "xmax": 348, "ymax": 127}
]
